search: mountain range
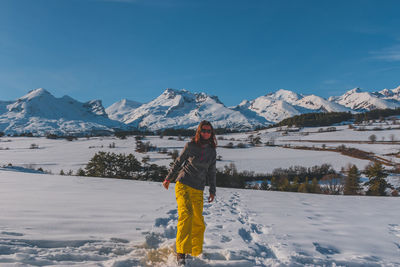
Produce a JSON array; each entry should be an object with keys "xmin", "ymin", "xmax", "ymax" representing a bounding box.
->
[
  {"xmin": 0, "ymin": 88, "xmax": 127, "ymax": 136},
  {"xmin": 0, "ymin": 86, "xmax": 399, "ymax": 135}
]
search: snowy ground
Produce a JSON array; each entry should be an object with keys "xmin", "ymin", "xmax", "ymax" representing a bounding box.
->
[
  {"xmin": 0, "ymin": 129, "xmax": 385, "ymax": 175},
  {"xmin": 1, "ymin": 124, "xmax": 399, "ymax": 266},
  {"xmin": 1, "ymin": 171, "xmax": 400, "ymax": 267}
]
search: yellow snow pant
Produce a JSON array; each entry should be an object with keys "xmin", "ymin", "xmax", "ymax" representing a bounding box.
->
[{"xmin": 175, "ymin": 181, "xmax": 206, "ymax": 256}]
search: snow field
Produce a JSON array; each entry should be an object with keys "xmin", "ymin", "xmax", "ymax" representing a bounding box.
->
[
  {"xmin": 1, "ymin": 171, "xmax": 400, "ymax": 266},
  {"xmin": 0, "ymin": 130, "xmax": 383, "ymax": 176}
]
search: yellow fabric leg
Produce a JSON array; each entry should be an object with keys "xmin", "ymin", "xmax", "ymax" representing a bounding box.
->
[
  {"xmin": 175, "ymin": 182, "xmax": 205, "ymax": 256},
  {"xmin": 190, "ymin": 188, "xmax": 205, "ymax": 256},
  {"xmin": 175, "ymin": 182, "xmax": 193, "ymax": 254}
]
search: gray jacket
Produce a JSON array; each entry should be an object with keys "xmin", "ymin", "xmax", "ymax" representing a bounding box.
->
[{"xmin": 166, "ymin": 141, "xmax": 217, "ymax": 195}]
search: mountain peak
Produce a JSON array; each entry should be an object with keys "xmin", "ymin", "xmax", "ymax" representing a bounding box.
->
[
  {"xmin": 275, "ymin": 88, "xmax": 295, "ymax": 94},
  {"xmin": 160, "ymin": 88, "xmax": 191, "ymax": 100},
  {"xmin": 21, "ymin": 88, "xmax": 52, "ymax": 100},
  {"xmin": 392, "ymin": 86, "xmax": 400, "ymax": 94},
  {"xmin": 266, "ymin": 88, "xmax": 301, "ymax": 104},
  {"xmin": 379, "ymin": 88, "xmax": 394, "ymax": 97},
  {"xmin": 346, "ymin": 88, "xmax": 362, "ymax": 94},
  {"xmin": 163, "ymin": 88, "xmax": 188, "ymax": 94}
]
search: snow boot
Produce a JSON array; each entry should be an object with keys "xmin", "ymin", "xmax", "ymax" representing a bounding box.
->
[{"xmin": 177, "ymin": 253, "xmax": 186, "ymax": 265}]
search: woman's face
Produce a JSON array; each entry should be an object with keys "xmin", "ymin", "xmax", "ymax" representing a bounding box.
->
[{"xmin": 200, "ymin": 125, "xmax": 212, "ymax": 140}]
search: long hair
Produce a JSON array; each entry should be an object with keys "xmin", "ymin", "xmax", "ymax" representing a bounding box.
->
[{"xmin": 192, "ymin": 120, "xmax": 217, "ymax": 148}]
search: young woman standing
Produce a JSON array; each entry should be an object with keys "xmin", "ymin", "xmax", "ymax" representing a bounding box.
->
[{"xmin": 163, "ymin": 120, "xmax": 217, "ymax": 265}]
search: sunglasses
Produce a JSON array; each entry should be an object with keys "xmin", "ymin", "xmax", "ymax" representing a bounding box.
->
[{"xmin": 201, "ymin": 129, "xmax": 212, "ymax": 134}]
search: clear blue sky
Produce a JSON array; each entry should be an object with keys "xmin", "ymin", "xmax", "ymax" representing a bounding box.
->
[{"xmin": 1, "ymin": 0, "xmax": 400, "ymax": 107}]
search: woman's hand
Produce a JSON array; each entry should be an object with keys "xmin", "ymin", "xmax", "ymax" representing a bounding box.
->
[
  {"xmin": 163, "ymin": 179, "xmax": 170, "ymax": 190},
  {"xmin": 208, "ymin": 194, "xmax": 215, "ymax": 203}
]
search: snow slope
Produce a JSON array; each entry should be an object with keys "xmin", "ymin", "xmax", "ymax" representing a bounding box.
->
[
  {"xmin": 106, "ymin": 99, "xmax": 142, "ymax": 122},
  {"xmin": 296, "ymin": 94, "xmax": 351, "ymax": 112},
  {"xmin": 234, "ymin": 96, "xmax": 307, "ymax": 123},
  {"xmin": 0, "ymin": 171, "xmax": 399, "ymax": 266}
]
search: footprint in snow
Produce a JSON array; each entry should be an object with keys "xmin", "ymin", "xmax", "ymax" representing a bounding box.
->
[
  {"xmin": 388, "ymin": 224, "xmax": 400, "ymax": 238},
  {"xmin": 0, "ymin": 231, "xmax": 24, "ymax": 237},
  {"xmin": 313, "ymin": 242, "xmax": 340, "ymax": 255},
  {"xmin": 250, "ymin": 223, "xmax": 263, "ymax": 234},
  {"xmin": 221, "ymin": 235, "xmax": 232, "ymax": 243},
  {"xmin": 0, "ymin": 237, "xmax": 134, "ymax": 265},
  {"xmin": 253, "ymin": 242, "xmax": 276, "ymax": 259},
  {"xmin": 154, "ymin": 209, "xmax": 178, "ymax": 227},
  {"xmin": 238, "ymin": 228, "xmax": 252, "ymax": 243}
]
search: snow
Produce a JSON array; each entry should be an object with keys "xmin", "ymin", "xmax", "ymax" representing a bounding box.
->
[
  {"xmin": 296, "ymin": 95, "xmax": 351, "ymax": 112},
  {"xmin": 0, "ymin": 88, "xmax": 126, "ymax": 136},
  {"xmin": 1, "ymin": 122, "xmax": 400, "ymax": 266},
  {"xmin": 1, "ymin": 87, "xmax": 400, "ymax": 135},
  {"xmin": 379, "ymin": 86, "xmax": 400, "ymax": 101},
  {"xmin": 332, "ymin": 88, "xmax": 400, "ymax": 111},
  {"xmin": 234, "ymin": 89, "xmax": 354, "ymax": 124},
  {"xmin": 0, "ymin": 132, "xmax": 376, "ymax": 175},
  {"xmin": 106, "ymin": 99, "xmax": 142, "ymax": 122},
  {"xmin": 266, "ymin": 89, "xmax": 302, "ymax": 104},
  {"xmin": 217, "ymin": 145, "xmax": 370, "ymax": 173},
  {"xmin": 1, "ymin": 171, "xmax": 399, "ymax": 266},
  {"xmin": 116, "ymin": 88, "xmax": 267, "ymax": 131},
  {"xmin": 273, "ymin": 126, "xmax": 400, "ymax": 162}
]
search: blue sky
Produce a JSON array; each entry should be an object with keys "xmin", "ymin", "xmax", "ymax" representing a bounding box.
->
[{"xmin": 1, "ymin": 0, "xmax": 400, "ymax": 107}]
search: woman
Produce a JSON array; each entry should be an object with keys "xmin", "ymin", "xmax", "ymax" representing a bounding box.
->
[{"xmin": 163, "ymin": 120, "xmax": 217, "ymax": 265}]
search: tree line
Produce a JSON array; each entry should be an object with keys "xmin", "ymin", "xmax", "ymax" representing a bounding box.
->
[{"xmin": 64, "ymin": 150, "xmax": 397, "ymax": 197}]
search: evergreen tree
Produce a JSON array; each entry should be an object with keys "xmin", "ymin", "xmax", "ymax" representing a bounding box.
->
[
  {"xmin": 364, "ymin": 162, "xmax": 391, "ymax": 196},
  {"xmin": 344, "ymin": 165, "xmax": 361, "ymax": 195},
  {"xmin": 85, "ymin": 152, "xmax": 141, "ymax": 179},
  {"xmin": 260, "ymin": 180, "xmax": 269, "ymax": 190},
  {"xmin": 76, "ymin": 168, "xmax": 86, "ymax": 176}
]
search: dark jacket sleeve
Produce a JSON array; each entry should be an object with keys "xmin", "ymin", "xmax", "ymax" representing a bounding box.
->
[
  {"xmin": 207, "ymin": 150, "xmax": 217, "ymax": 195},
  {"xmin": 165, "ymin": 142, "xmax": 190, "ymax": 182}
]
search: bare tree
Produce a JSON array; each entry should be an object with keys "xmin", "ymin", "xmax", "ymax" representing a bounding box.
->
[
  {"xmin": 369, "ymin": 134, "xmax": 377, "ymax": 143},
  {"xmin": 320, "ymin": 174, "xmax": 344, "ymax": 195}
]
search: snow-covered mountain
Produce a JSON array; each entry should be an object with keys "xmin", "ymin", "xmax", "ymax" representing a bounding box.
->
[
  {"xmin": 0, "ymin": 88, "xmax": 127, "ymax": 136},
  {"xmin": 329, "ymin": 88, "xmax": 400, "ymax": 111},
  {"xmin": 296, "ymin": 94, "xmax": 351, "ymax": 112},
  {"xmin": 377, "ymin": 86, "xmax": 400, "ymax": 102},
  {"xmin": 234, "ymin": 89, "xmax": 352, "ymax": 123},
  {"xmin": 113, "ymin": 88, "xmax": 269, "ymax": 131},
  {"xmin": 1, "ymin": 86, "xmax": 400, "ymax": 135},
  {"xmin": 105, "ymin": 99, "xmax": 142, "ymax": 122},
  {"xmin": 234, "ymin": 95, "xmax": 307, "ymax": 123},
  {"xmin": 265, "ymin": 89, "xmax": 302, "ymax": 105}
]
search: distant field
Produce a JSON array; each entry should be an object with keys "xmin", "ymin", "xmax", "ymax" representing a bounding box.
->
[{"xmin": 0, "ymin": 122, "xmax": 399, "ymax": 175}]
